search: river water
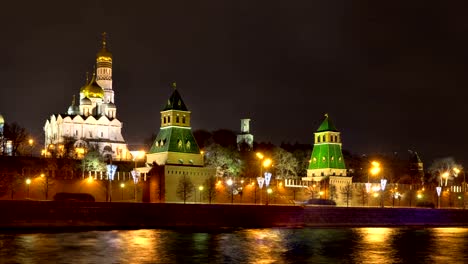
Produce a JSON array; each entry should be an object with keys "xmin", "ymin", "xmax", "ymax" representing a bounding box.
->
[{"xmin": 0, "ymin": 227, "xmax": 467, "ymax": 263}]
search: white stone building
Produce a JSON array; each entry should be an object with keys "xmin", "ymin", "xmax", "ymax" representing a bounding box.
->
[{"xmin": 43, "ymin": 33, "xmax": 131, "ymax": 160}]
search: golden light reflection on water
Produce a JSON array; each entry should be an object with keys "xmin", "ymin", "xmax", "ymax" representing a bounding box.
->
[
  {"xmin": 352, "ymin": 228, "xmax": 396, "ymax": 264},
  {"xmin": 221, "ymin": 229, "xmax": 287, "ymax": 264},
  {"xmin": 429, "ymin": 228, "xmax": 468, "ymax": 263},
  {"xmin": 115, "ymin": 229, "xmax": 161, "ymax": 263}
]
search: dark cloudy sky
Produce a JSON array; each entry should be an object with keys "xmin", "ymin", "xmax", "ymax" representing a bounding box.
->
[{"xmin": 1, "ymin": 1, "xmax": 468, "ymax": 165}]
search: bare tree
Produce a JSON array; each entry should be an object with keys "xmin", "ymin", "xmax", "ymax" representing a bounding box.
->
[
  {"xmin": 356, "ymin": 185, "xmax": 369, "ymax": 206},
  {"xmin": 3, "ymin": 122, "xmax": 28, "ymax": 156},
  {"xmin": 40, "ymin": 173, "xmax": 55, "ymax": 200},
  {"xmin": 176, "ymin": 175, "xmax": 194, "ymax": 204},
  {"xmin": 341, "ymin": 183, "xmax": 353, "ymax": 207},
  {"xmin": 203, "ymin": 176, "xmax": 217, "ymax": 204}
]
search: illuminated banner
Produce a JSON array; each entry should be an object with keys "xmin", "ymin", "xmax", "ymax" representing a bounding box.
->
[
  {"xmin": 131, "ymin": 170, "xmax": 140, "ymax": 184},
  {"xmin": 365, "ymin": 182, "xmax": 372, "ymax": 193},
  {"xmin": 264, "ymin": 172, "xmax": 272, "ymax": 187},
  {"xmin": 257, "ymin": 177, "xmax": 265, "ymax": 189},
  {"xmin": 107, "ymin": 164, "xmax": 117, "ymax": 181},
  {"xmin": 380, "ymin": 179, "xmax": 387, "ymax": 191},
  {"xmin": 436, "ymin": 186, "xmax": 442, "ymax": 197}
]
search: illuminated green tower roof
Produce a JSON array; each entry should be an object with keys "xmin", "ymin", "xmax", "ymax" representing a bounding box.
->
[
  {"xmin": 146, "ymin": 83, "xmax": 204, "ymax": 166},
  {"xmin": 307, "ymin": 114, "xmax": 346, "ymax": 177}
]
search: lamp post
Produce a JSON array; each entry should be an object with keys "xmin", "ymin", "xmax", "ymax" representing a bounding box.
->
[
  {"xmin": 266, "ymin": 188, "xmax": 272, "ymax": 205},
  {"xmin": 436, "ymin": 186, "xmax": 442, "ymax": 209},
  {"xmin": 368, "ymin": 161, "xmax": 381, "ymax": 207},
  {"xmin": 107, "ymin": 164, "xmax": 117, "ymax": 202},
  {"xmin": 199, "ymin": 185, "xmax": 204, "ymax": 203},
  {"xmin": 131, "ymin": 170, "xmax": 140, "ymax": 202},
  {"xmin": 453, "ymin": 167, "xmax": 464, "ymax": 209},
  {"xmin": 227, "ymin": 179, "xmax": 234, "ymax": 204},
  {"xmin": 28, "ymin": 139, "xmax": 34, "ymax": 157},
  {"xmin": 380, "ymin": 178, "xmax": 387, "ymax": 208},
  {"xmin": 120, "ymin": 183, "xmax": 125, "ymax": 201},
  {"xmin": 25, "ymin": 178, "xmax": 31, "ymax": 199}
]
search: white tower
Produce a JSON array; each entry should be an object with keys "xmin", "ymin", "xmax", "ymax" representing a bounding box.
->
[
  {"xmin": 96, "ymin": 32, "xmax": 114, "ymax": 104},
  {"xmin": 236, "ymin": 118, "xmax": 254, "ymax": 151}
]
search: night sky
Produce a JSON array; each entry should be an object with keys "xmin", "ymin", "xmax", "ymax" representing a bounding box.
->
[{"xmin": 1, "ymin": 1, "xmax": 468, "ymax": 165}]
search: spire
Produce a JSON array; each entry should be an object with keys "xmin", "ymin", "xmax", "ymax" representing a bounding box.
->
[
  {"xmin": 162, "ymin": 87, "xmax": 188, "ymax": 111},
  {"xmin": 71, "ymin": 95, "xmax": 76, "ymax": 106},
  {"xmin": 85, "ymin": 72, "xmax": 89, "ymax": 84},
  {"xmin": 101, "ymin": 32, "xmax": 107, "ymax": 49},
  {"xmin": 171, "ymin": 81, "xmax": 177, "ymax": 90},
  {"xmin": 317, "ymin": 113, "xmax": 338, "ymax": 132}
]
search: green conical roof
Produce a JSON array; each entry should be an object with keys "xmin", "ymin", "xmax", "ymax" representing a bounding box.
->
[
  {"xmin": 317, "ymin": 114, "xmax": 338, "ymax": 132},
  {"xmin": 149, "ymin": 127, "xmax": 200, "ymax": 154},
  {"xmin": 162, "ymin": 89, "xmax": 188, "ymax": 111}
]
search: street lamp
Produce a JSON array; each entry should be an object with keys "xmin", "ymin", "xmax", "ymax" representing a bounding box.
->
[
  {"xmin": 131, "ymin": 170, "xmax": 140, "ymax": 202},
  {"xmin": 367, "ymin": 161, "xmax": 380, "ymax": 206},
  {"xmin": 25, "ymin": 178, "xmax": 31, "ymax": 199},
  {"xmin": 453, "ymin": 167, "xmax": 464, "ymax": 209},
  {"xmin": 227, "ymin": 179, "xmax": 234, "ymax": 204},
  {"xmin": 28, "ymin": 139, "xmax": 34, "ymax": 156},
  {"xmin": 120, "ymin": 183, "xmax": 125, "ymax": 201},
  {"xmin": 199, "ymin": 185, "xmax": 204, "ymax": 203},
  {"xmin": 436, "ymin": 186, "xmax": 442, "ymax": 209},
  {"xmin": 266, "ymin": 188, "xmax": 272, "ymax": 205},
  {"xmin": 380, "ymin": 178, "xmax": 387, "ymax": 208}
]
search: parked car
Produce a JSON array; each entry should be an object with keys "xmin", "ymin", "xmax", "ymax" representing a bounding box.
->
[
  {"xmin": 53, "ymin": 192, "xmax": 95, "ymax": 202},
  {"xmin": 302, "ymin": 198, "xmax": 337, "ymax": 206}
]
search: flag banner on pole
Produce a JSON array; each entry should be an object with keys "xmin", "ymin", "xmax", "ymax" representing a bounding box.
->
[
  {"xmin": 264, "ymin": 172, "xmax": 272, "ymax": 187},
  {"xmin": 257, "ymin": 177, "xmax": 265, "ymax": 189}
]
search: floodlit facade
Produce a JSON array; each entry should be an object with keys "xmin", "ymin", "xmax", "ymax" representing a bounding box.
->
[
  {"xmin": 43, "ymin": 33, "xmax": 131, "ymax": 160},
  {"xmin": 302, "ymin": 114, "xmax": 352, "ymax": 204},
  {"xmin": 145, "ymin": 85, "xmax": 216, "ymax": 202}
]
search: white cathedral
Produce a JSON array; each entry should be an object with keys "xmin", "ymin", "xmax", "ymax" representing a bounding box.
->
[{"xmin": 44, "ymin": 33, "xmax": 131, "ymax": 160}]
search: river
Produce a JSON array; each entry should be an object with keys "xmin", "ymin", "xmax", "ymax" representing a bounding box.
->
[{"xmin": 0, "ymin": 227, "xmax": 467, "ymax": 263}]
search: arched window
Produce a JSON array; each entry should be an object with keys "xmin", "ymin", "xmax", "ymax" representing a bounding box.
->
[
  {"xmin": 163, "ymin": 117, "xmax": 166, "ymax": 123},
  {"xmin": 182, "ymin": 116, "xmax": 186, "ymax": 124},
  {"xmin": 176, "ymin": 116, "xmax": 180, "ymax": 123}
]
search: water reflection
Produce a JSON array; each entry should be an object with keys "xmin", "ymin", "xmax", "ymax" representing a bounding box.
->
[{"xmin": 0, "ymin": 228, "xmax": 467, "ymax": 263}]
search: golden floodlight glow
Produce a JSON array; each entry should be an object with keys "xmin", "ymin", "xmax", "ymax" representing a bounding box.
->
[
  {"xmin": 453, "ymin": 168, "xmax": 461, "ymax": 174},
  {"xmin": 267, "ymin": 188, "xmax": 272, "ymax": 194},
  {"xmin": 442, "ymin": 172, "xmax": 449, "ymax": 178},
  {"xmin": 28, "ymin": 139, "xmax": 34, "ymax": 145},
  {"xmin": 263, "ymin": 158, "xmax": 272, "ymax": 168},
  {"xmin": 370, "ymin": 167, "xmax": 381, "ymax": 175},
  {"xmin": 256, "ymin": 152, "xmax": 264, "ymax": 160},
  {"xmin": 87, "ymin": 176, "xmax": 94, "ymax": 183},
  {"xmin": 371, "ymin": 161, "xmax": 380, "ymax": 167},
  {"xmin": 199, "ymin": 186, "xmax": 204, "ymax": 191},
  {"xmin": 120, "ymin": 183, "xmax": 125, "ymax": 188},
  {"xmin": 26, "ymin": 178, "xmax": 31, "ymax": 185}
]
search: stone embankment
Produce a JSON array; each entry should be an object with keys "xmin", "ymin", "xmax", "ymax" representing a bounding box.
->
[{"xmin": 1, "ymin": 201, "xmax": 468, "ymax": 230}]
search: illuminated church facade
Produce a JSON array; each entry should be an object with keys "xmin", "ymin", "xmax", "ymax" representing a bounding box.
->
[{"xmin": 43, "ymin": 33, "xmax": 131, "ymax": 160}]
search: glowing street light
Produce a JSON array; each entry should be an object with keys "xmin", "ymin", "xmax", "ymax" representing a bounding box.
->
[
  {"xmin": 199, "ymin": 185, "xmax": 204, "ymax": 203},
  {"xmin": 28, "ymin": 139, "xmax": 34, "ymax": 156},
  {"xmin": 120, "ymin": 183, "xmax": 125, "ymax": 200},
  {"xmin": 25, "ymin": 178, "xmax": 31, "ymax": 199},
  {"xmin": 266, "ymin": 188, "xmax": 272, "ymax": 205},
  {"xmin": 227, "ymin": 179, "xmax": 234, "ymax": 204}
]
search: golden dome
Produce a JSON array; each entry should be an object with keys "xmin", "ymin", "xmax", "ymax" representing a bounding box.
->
[
  {"xmin": 80, "ymin": 72, "xmax": 104, "ymax": 98},
  {"xmin": 97, "ymin": 32, "xmax": 112, "ymax": 60}
]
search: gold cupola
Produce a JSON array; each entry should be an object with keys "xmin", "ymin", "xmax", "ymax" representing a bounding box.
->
[
  {"xmin": 96, "ymin": 32, "xmax": 112, "ymax": 66},
  {"xmin": 80, "ymin": 72, "xmax": 104, "ymax": 98}
]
